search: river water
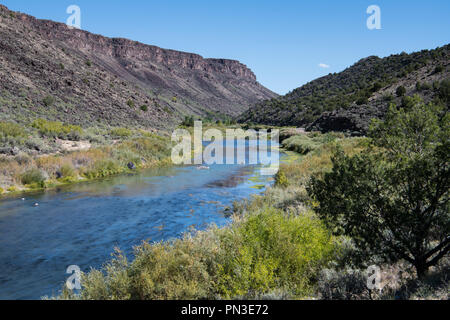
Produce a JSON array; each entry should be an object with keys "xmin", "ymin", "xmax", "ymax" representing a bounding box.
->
[{"xmin": 0, "ymin": 140, "xmax": 282, "ymax": 299}]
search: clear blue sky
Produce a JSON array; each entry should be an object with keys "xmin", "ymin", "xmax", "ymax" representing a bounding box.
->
[{"xmin": 2, "ymin": 0, "xmax": 449, "ymax": 94}]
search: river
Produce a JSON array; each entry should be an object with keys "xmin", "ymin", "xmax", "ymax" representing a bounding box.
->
[{"xmin": 0, "ymin": 140, "xmax": 282, "ymax": 299}]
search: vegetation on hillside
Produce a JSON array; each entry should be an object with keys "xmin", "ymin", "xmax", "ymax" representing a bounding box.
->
[{"xmin": 239, "ymin": 44, "xmax": 449, "ymax": 129}]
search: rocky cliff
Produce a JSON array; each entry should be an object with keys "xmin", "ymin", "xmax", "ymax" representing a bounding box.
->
[{"xmin": 0, "ymin": 4, "xmax": 276, "ymax": 129}]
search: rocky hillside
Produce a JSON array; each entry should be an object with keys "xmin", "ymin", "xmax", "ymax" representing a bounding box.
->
[
  {"xmin": 239, "ymin": 45, "xmax": 449, "ymax": 134},
  {"xmin": 0, "ymin": 5, "xmax": 276, "ymax": 130}
]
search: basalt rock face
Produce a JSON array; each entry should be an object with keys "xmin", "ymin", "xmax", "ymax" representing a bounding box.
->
[
  {"xmin": 0, "ymin": 5, "xmax": 276, "ymax": 129},
  {"xmin": 307, "ymin": 103, "xmax": 387, "ymax": 135}
]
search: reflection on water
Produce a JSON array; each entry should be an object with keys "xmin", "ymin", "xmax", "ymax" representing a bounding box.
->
[{"xmin": 0, "ymin": 140, "xmax": 280, "ymax": 299}]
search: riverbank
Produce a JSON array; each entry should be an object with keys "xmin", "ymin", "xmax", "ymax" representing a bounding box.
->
[
  {"xmin": 0, "ymin": 120, "xmax": 173, "ymax": 196},
  {"xmin": 0, "ymin": 120, "xmax": 276, "ymax": 197}
]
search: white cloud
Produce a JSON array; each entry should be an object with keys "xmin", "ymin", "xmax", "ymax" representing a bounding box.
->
[{"xmin": 318, "ymin": 63, "xmax": 330, "ymax": 68}]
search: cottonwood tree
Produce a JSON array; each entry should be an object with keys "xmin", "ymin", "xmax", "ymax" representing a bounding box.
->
[{"xmin": 309, "ymin": 97, "xmax": 449, "ymax": 278}]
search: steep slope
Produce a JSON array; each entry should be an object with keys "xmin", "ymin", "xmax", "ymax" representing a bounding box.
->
[
  {"xmin": 0, "ymin": 5, "xmax": 276, "ymax": 129},
  {"xmin": 239, "ymin": 45, "xmax": 449, "ymax": 133}
]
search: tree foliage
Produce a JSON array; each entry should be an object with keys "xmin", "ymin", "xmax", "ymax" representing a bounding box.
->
[
  {"xmin": 181, "ymin": 115, "xmax": 195, "ymax": 127},
  {"xmin": 396, "ymin": 85, "xmax": 406, "ymax": 97},
  {"xmin": 308, "ymin": 98, "xmax": 449, "ymax": 277}
]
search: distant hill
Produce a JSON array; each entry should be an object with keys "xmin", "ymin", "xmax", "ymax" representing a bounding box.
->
[
  {"xmin": 239, "ymin": 45, "xmax": 449, "ymax": 134},
  {"xmin": 0, "ymin": 5, "xmax": 276, "ymax": 130}
]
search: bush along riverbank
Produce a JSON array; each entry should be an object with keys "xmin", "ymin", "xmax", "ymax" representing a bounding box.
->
[
  {"xmin": 57, "ymin": 97, "xmax": 448, "ymax": 300},
  {"xmin": 0, "ymin": 119, "xmax": 173, "ymax": 196}
]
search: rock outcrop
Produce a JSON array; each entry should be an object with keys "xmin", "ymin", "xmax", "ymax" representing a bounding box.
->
[{"xmin": 0, "ymin": 4, "xmax": 277, "ymax": 129}]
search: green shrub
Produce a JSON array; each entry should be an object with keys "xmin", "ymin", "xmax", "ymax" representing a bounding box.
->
[
  {"xmin": 321, "ymin": 132, "xmax": 342, "ymax": 143},
  {"xmin": 274, "ymin": 169, "xmax": 289, "ymax": 188},
  {"xmin": 59, "ymin": 164, "xmax": 76, "ymax": 180},
  {"xmin": 83, "ymin": 160, "xmax": 123, "ymax": 179},
  {"xmin": 15, "ymin": 153, "xmax": 32, "ymax": 165},
  {"xmin": 119, "ymin": 137, "xmax": 171, "ymax": 162},
  {"xmin": 215, "ymin": 208, "xmax": 335, "ymax": 298},
  {"xmin": 127, "ymin": 100, "xmax": 135, "ymax": 108},
  {"xmin": 140, "ymin": 105, "xmax": 148, "ymax": 112},
  {"xmin": 416, "ymin": 81, "xmax": 422, "ymax": 91},
  {"xmin": 433, "ymin": 81, "xmax": 440, "ymax": 90},
  {"xmin": 21, "ymin": 168, "xmax": 46, "ymax": 187},
  {"xmin": 110, "ymin": 127, "xmax": 132, "ymax": 138},
  {"xmin": 421, "ymin": 82, "xmax": 432, "ymax": 90},
  {"xmin": 111, "ymin": 147, "xmax": 141, "ymax": 166},
  {"xmin": 181, "ymin": 116, "xmax": 194, "ymax": 127},
  {"xmin": 32, "ymin": 119, "xmax": 83, "ymax": 139},
  {"xmin": 77, "ymin": 239, "xmax": 214, "ymax": 300},
  {"xmin": 43, "ymin": 95, "xmax": 55, "ymax": 107},
  {"xmin": 371, "ymin": 82, "xmax": 383, "ymax": 92},
  {"xmin": 0, "ymin": 121, "xmax": 26, "ymax": 138},
  {"xmin": 7, "ymin": 186, "xmax": 18, "ymax": 193},
  {"xmin": 0, "ymin": 187, "xmax": 4, "ymax": 194},
  {"xmin": 282, "ymin": 135, "xmax": 321, "ymax": 155},
  {"xmin": 438, "ymin": 79, "xmax": 450, "ymax": 102},
  {"xmin": 396, "ymin": 86, "xmax": 406, "ymax": 97},
  {"xmin": 356, "ymin": 97, "xmax": 368, "ymax": 105},
  {"xmin": 86, "ymin": 60, "xmax": 92, "ymax": 67},
  {"xmin": 434, "ymin": 65, "xmax": 443, "ymax": 74}
]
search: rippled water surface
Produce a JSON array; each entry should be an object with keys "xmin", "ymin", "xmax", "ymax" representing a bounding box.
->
[{"xmin": 0, "ymin": 140, "xmax": 282, "ymax": 299}]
